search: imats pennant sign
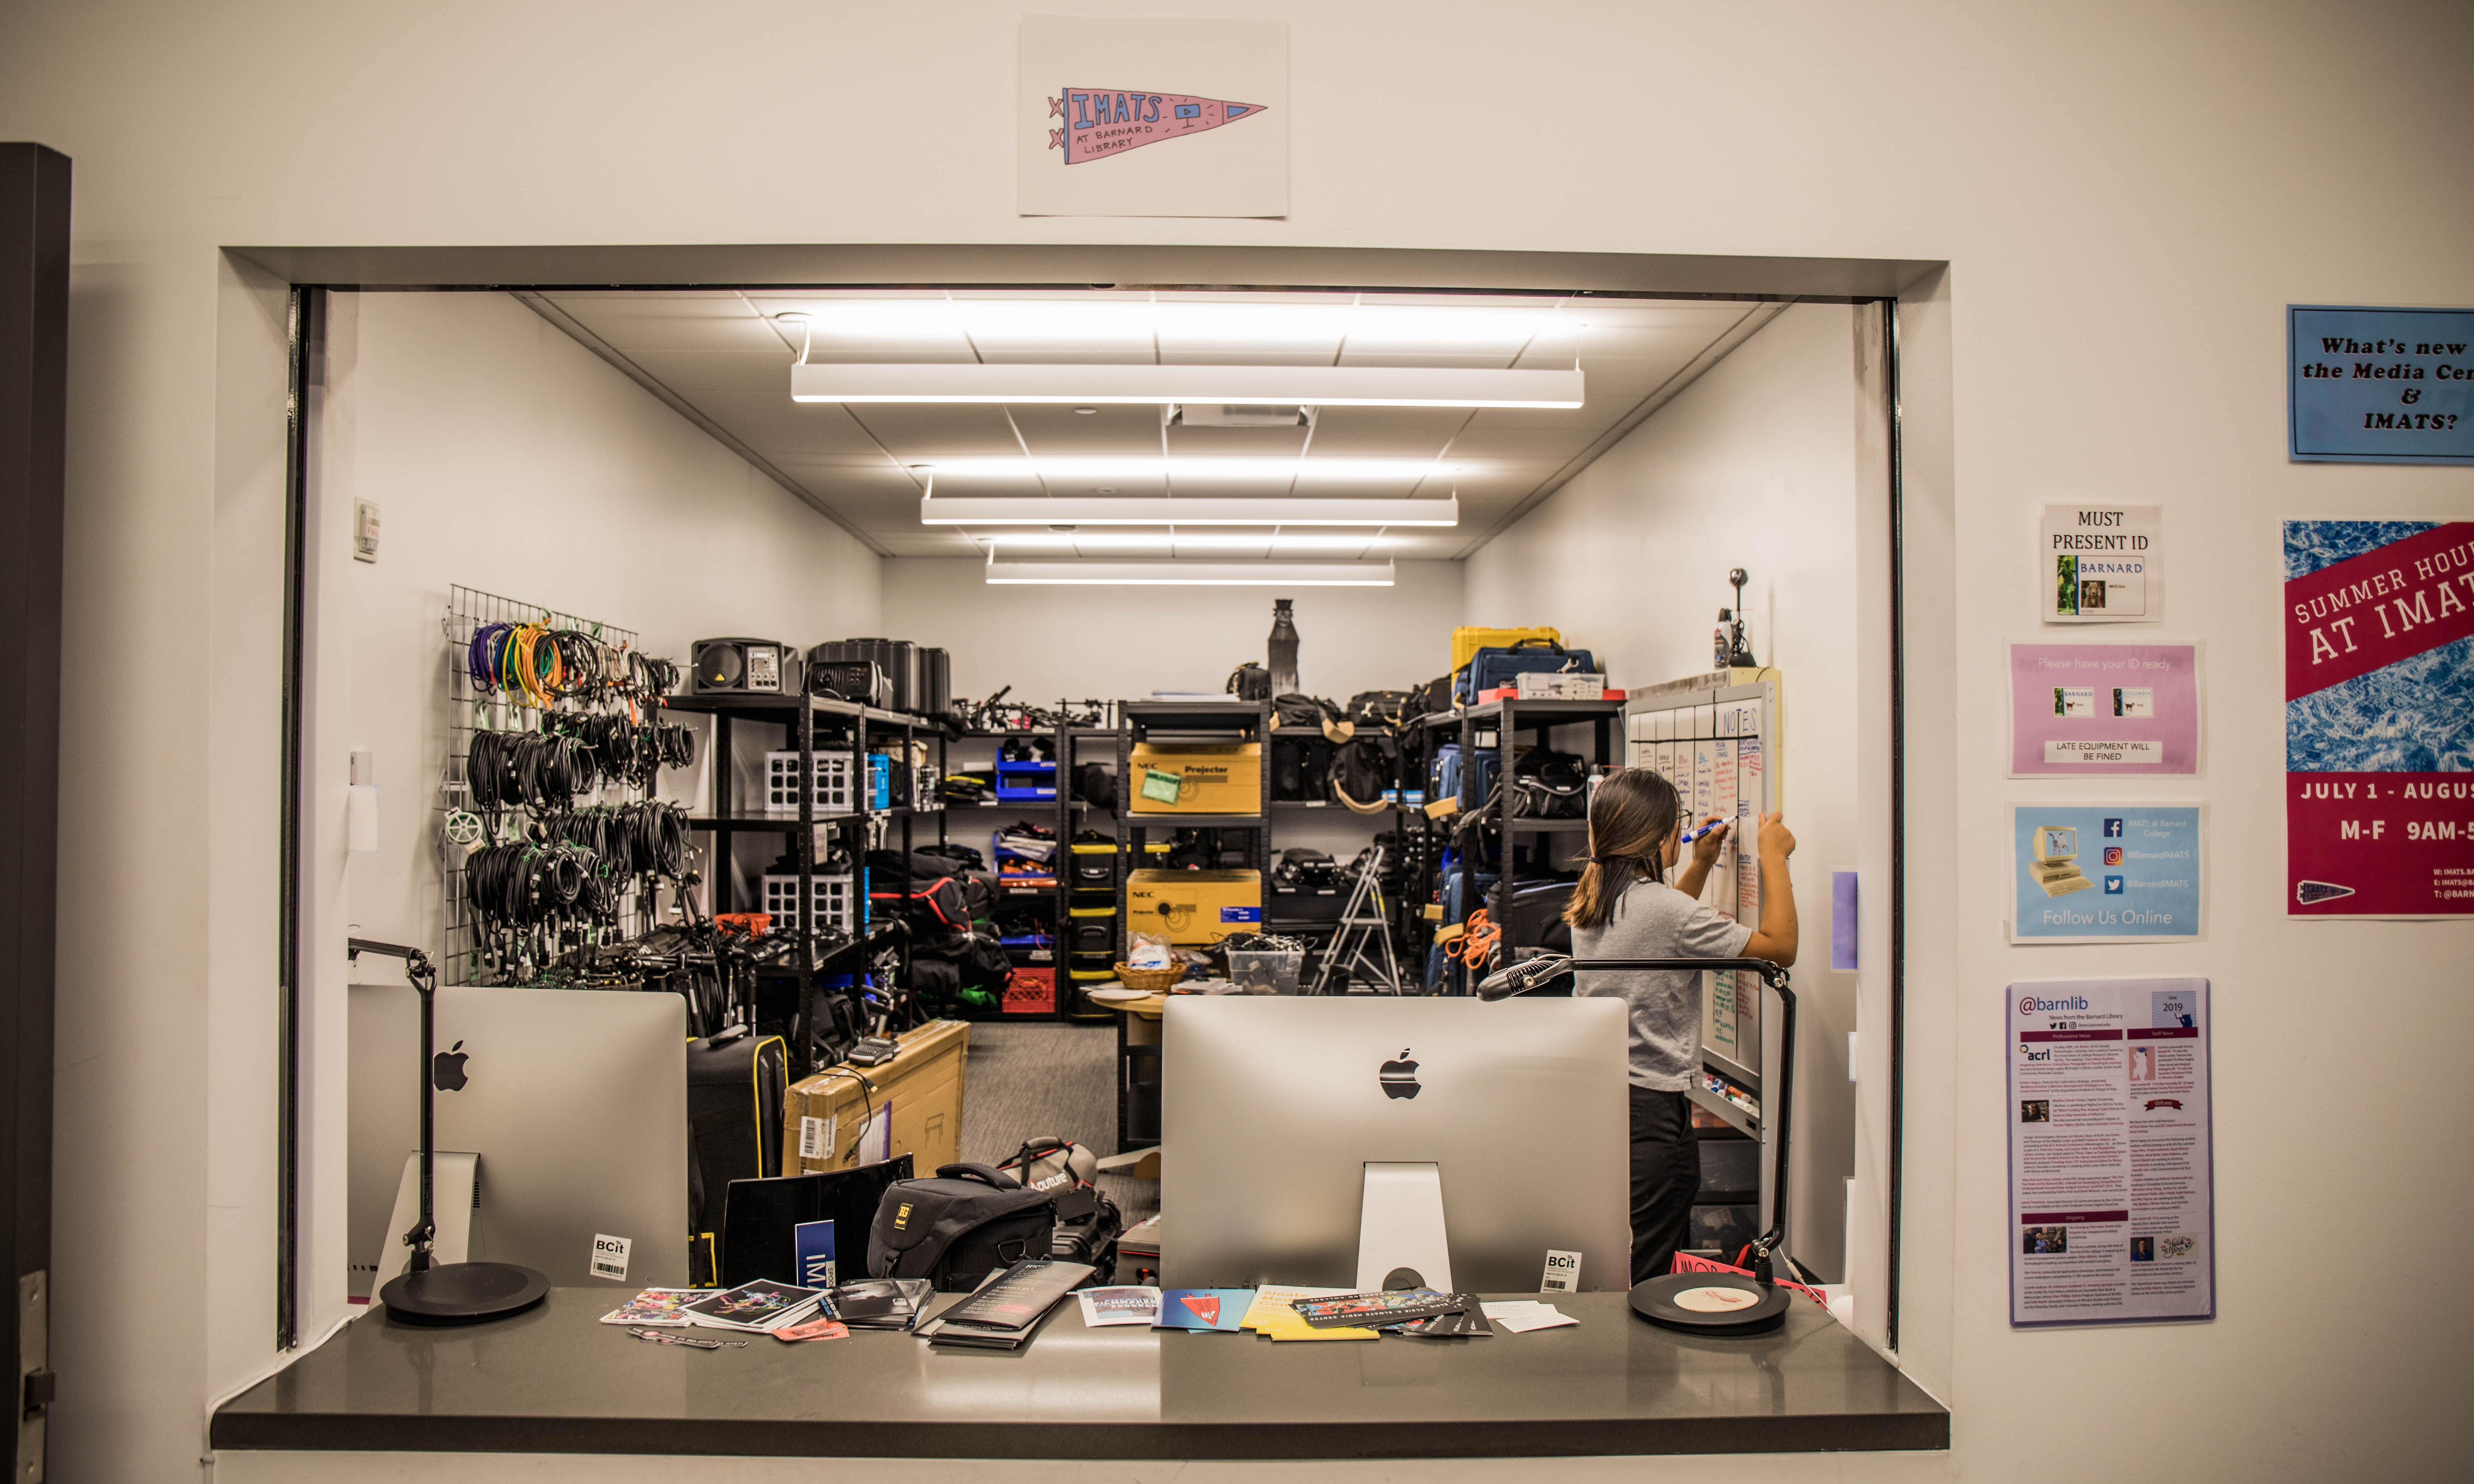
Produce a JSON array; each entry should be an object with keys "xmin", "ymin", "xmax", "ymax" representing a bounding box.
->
[{"xmin": 1049, "ymin": 89, "xmax": 1266, "ymax": 165}]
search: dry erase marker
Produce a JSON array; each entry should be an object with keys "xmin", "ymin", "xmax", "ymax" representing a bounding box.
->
[{"xmin": 1680, "ymin": 820, "xmax": 1725, "ymax": 845}]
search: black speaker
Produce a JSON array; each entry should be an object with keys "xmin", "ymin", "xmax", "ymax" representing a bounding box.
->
[
  {"xmin": 806, "ymin": 659, "xmax": 889, "ymax": 707},
  {"xmin": 809, "ymin": 639, "xmax": 918, "ymax": 714},
  {"xmin": 919, "ymin": 647, "xmax": 951, "ymax": 717},
  {"xmin": 691, "ymin": 638, "xmax": 798, "ymax": 695}
]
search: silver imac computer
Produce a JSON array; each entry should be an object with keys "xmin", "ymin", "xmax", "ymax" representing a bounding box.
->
[
  {"xmin": 350, "ymin": 983, "xmax": 688, "ymax": 1292},
  {"xmin": 1161, "ymin": 996, "xmax": 1631, "ymax": 1293}
]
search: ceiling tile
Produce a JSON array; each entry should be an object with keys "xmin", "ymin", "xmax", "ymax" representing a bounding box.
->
[
  {"xmin": 840, "ymin": 404, "xmax": 1028, "ymax": 462},
  {"xmin": 625, "ymin": 349, "xmax": 793, "ymax": 396},
  {"xmin": 1303, "ymin": 405, "xmax": 1473, "ymax": 455}
]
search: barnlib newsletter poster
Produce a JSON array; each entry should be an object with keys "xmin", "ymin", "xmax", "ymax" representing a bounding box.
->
[
  {"xmin": 2284, "ymin": 520, "xmax": 2474, "ymax": 916},
  {"xmin": 2009, "ymin": 979, "xmax": 2214, "ymax": 1328}
]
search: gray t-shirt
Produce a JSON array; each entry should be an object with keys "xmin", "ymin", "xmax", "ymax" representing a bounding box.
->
[{"xmin": 1570, "ymin": 877, "xmax": 1752, "ymax": 1091}]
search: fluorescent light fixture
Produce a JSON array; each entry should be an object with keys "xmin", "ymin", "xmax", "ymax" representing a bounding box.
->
[
  {"xmin": 924, "ymin": 495, "xmax": 1457, "ymax": 527},
  {"xmin": 985, "ymin": 532, "xmax": 1394, "ymax": 550},
  {"xmin": 985, "ymin": 558, "xmax": 1395, "ymax": 586},
  {"xmin": 791, "ymin": 362, "xmax": 1580, "ymax": 409},
  {"xmin": 922, "ymin": 457, "xmax": 1455, "ymax": 484}
]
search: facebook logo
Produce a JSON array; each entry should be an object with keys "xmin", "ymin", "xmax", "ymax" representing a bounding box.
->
[
  {"xmin": 2102, "ymin": 818, "xmax": 2124, "ymax": 838},
  {"xmin": 2104, "ymin": 876, "xmax": 2125, "ymax": 894}
]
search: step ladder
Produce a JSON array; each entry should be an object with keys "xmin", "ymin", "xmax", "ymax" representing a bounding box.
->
[{"xmin": 1313, "ymin": 845, "xmax": 1401, "ymax": 995}]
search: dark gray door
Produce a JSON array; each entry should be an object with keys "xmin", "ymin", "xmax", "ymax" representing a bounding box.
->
[{"xmin": 0, "ymin": 142, "xmax": 68, "ymax": 1484}]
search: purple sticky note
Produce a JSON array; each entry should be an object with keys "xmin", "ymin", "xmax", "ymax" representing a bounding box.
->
[{"xmin": 1831, "ymin": 872, "xmax": 1859, "ymax": 971}]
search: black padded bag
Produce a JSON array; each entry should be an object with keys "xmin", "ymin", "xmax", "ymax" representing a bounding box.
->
[
  {"xmin": 1507, "ymin": 747, "xmax": 1589, "ymax": 819},
  {"xmin": 685, "ymin": 1030, "xmax": 788, "ymax": 1287},
  {"xmin": 867, "ymin": 1163, "xmax": 1058, "ymax": 1291}
]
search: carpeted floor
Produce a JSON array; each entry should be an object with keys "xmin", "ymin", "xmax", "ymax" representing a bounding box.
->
[{"xmin": 958, "ymin": 1020, "xmax": 1159, "ymax": 1224}]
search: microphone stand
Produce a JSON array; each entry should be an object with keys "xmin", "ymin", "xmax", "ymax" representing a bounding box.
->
[
  {"xmin": 350, "ymin": 938, "xmax": 550, "ymax": 1326},
  {"xmin": 1478, "ymin": 953, "xmax": 1805, "ymax": 1332}
]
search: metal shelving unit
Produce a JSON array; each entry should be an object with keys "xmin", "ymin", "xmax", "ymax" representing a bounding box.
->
[{"xmin": 664, "ymin": 690, "xmax": 945, "ymax": 1074}]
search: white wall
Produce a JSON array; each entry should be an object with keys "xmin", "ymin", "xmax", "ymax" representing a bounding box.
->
[
  {"xmin": 882, "ymin": 557, "xmax": 1465, "ymax": 705},
  {"xmin": 1465, "ymin": 301, "xmax": 1867, "ymax": 1283},
  {"xmin": 6, "ymin": 1, "xmax": 2473, "ymax": 1480},
  {"xmin": 330, "ymin": 290, "xmax": 883, "ymax": 958}
]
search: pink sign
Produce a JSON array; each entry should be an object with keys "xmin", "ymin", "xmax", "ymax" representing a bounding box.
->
[
  {"xmin": 2007, "ymin": 642, "xmax": 2202, "ymax": 777},
  {"xmin": 1048, "ymin": 89, "xmax": 1267, "ymax": 165}
]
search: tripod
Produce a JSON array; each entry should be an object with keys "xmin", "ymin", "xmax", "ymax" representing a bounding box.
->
[{"xmin": 1312, "ymin": 846, "xmax": 1400, "ymax": 995}]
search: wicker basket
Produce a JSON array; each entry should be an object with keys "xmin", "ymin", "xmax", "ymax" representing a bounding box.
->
[{"xmin": 1110, "ymin": 962, "xmax": 1186, "ymax": 994}]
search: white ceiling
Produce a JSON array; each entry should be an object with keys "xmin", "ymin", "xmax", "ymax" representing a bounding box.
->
[{"xmin": 528, "ymin": 288, "xmax": 1778, "ymax": 561}]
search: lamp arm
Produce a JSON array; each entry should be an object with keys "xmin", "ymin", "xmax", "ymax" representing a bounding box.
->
[{"xmin": 349, "ymin": 938, "xmax": 440, "ymax": 1272}]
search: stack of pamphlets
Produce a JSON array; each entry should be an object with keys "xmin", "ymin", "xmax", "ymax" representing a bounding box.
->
[
  {"xmin": 913, "ymin": 1260, "xmax": 1095, "ymax": 1350},
  {"xmin": 598, "ymin": 1288, "xmax": 701, "ymax": 1327},
  {"xmin": 1238, "ymin": 1287, "xmax": 1379, "ymax": 1342},
  {"xmin": 678, "ymin": 1280, "xmax": 827, "ymax": 1334},
  {"xmin": 1291, "ymin": 1290, "xmax": 1494, "ymax": 1337},
  {"xmin": 827, "ymin": 1278, "xmax": 934, "ymax": 1331}
]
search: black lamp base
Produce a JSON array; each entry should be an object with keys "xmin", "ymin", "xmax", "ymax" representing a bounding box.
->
[
  {"xmin": 379, "ymin": 1260, "xmax": 550, "ymax": 1326},
  {"xmin": 1628, "ymin": 1271, "xmax": 1791, "ymax": 1336}
]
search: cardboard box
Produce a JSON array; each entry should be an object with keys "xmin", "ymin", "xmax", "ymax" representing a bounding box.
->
[
  {"xmin": 781, "ymin": 1018, "xmax": 969, "ymax": 1178},
  {"xmin": 1126, "ymin": 868, "xmax": 1262, "ymax": 945},
  {"xmin": 1128, "ymin": 742, "xmax": 1260, "ymax": 814}
]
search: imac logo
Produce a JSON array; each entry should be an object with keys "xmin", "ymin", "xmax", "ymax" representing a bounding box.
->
[{"xmin": 1378, "ymin": 1048, "xmax": 1422, "ymax": 1100}]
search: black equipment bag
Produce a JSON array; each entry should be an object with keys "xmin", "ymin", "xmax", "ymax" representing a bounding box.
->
[
  {"xmin": 1331, "ymin": 731, "xmax": 1396, "ymax": 814},
  {"xmin": 1506, "ymin": 747, "xmax": 1589, "ymax": 819},
  {"xmin": 1347, "ymin": 690, "xmax": 1413, "ymax": 727},
  {"xmin": 1410, "ymin": 674, "xmax": 1455, "ymax": 719},
  {"xmin": 1226, "ymin": 662, "xmax": 1272, "ymax": 701},
  {"xmin": 867, "ymin": 1162, "xmax": 1058, "ymax": 1290},
  {"xmin": 686, "ymin": 1028, "xmax": 789, "ymax": 1287},
  {"xmin": 1269, "ymin": 732, "xmax": 1334, "ymax": 802},
  {"xmin": 1075, "ymin": 762, "xmax": 1117, "ymax": 810}
]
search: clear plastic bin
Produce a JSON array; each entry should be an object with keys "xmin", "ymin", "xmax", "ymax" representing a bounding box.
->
[{"xmin": 1227, "ymin": 948, "xmax": 1305, "ymax": 995}]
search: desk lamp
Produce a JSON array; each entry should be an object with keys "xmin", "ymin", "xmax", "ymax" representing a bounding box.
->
[
  {"xmin": 1478, "ymin": 953, "xmax": 1805, "ymax": 1335},
  {"xmin": 349, "ymin": 938, "xmax": 550, "ymax": 1325}
]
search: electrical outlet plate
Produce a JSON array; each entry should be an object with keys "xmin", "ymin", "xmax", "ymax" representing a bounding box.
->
[{"xmin": 352, "ymin": 498, "xmax": 381, "ymax": 563}]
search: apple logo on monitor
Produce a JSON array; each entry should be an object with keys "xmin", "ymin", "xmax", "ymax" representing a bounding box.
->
[
  {"xmin": 1378, "ymin": 1048, "xmax": 1421, "ymax": 1100},
  {"xmin": 432, "ymin": 1040, "xmax": 470, "ymax": 1093}
]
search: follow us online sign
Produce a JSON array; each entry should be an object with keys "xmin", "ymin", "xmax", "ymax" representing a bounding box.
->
[{"xmin": 2010, "ymin": 805, "xmax": 2205, "ymax": 942}]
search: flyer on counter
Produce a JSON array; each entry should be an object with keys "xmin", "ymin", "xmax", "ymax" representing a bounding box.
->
[
  {"xmin": 2042, "ymin": 504, "xmax": 2160, "ymax": 622},
  {"xmin": 2282, "ymin": 520, "xmax": 2474, "ymax": 917},
  {"xmin": 2008, "ymin": 979, "xmax": 2214, "ymax": 1328},
  {"xmin": 2007, "ymin": 641, "xmax": 2202, "ymax": 777},
  {"xmin": 2009, "ymin": 805, "xmax": 2204, "ymax": 942}
]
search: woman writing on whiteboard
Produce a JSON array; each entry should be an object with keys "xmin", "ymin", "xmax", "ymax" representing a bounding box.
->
[{"xmin": 1563, "ymin": 768, "xmax": 1798, "ymax": 1285}]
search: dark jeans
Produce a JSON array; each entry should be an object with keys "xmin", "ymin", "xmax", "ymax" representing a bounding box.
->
[{"xmin": 1629, "ymin": 1085, "xmax": 1700, "ymax": 1284}]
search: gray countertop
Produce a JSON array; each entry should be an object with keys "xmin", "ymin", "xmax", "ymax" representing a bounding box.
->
[{"xmin": 212, "ymin": 1289, "xmax": 1947, "ymax": 1459}]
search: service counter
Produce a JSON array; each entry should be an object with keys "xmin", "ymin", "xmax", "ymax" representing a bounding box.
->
[{"xmin": 213, "ymin": 1288, "xmax": 1947, "ymax": 1461}]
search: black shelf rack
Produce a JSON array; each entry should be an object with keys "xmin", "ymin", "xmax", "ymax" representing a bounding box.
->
[
  {"xmin": 1436, "ymin": 697, "xmax": 1625, "ymax": 981},
  {"xmin": 664, "ymin": 690, "xmax": 948, "ymax": 1074}
]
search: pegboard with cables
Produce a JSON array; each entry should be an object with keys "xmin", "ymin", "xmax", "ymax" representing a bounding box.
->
[{"xmin": 440, "ymin": 584, "xmax": 696, "ymax": 985}]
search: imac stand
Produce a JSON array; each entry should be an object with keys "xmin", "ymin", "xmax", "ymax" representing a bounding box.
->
[{"xmin": 1355, "ymin": 1162, "xmax": 1454, "ymax": 1293}]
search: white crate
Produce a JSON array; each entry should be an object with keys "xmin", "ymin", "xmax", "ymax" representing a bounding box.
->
[
  {"xmin": 759, "ymin": 872, "xmax": 860, "ymax": 934},
  {"xmin": 762, "ymin": 750, "xmax": 873, "ymax": 813}
]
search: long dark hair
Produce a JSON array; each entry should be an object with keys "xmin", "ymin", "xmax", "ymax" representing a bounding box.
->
[{"xmin": 1563, "ymin": 768, "xmax": 1681, "ymax": 930}]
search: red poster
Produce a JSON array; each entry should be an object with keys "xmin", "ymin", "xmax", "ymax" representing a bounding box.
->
[{"xmin": 2284, "ymin": 521, "xmax": 2474, "ymax": 916}]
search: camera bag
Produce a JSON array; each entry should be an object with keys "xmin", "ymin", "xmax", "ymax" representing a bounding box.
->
[{"xmin": 867, "ymin": 1162, "xmax": 1058, "ymax": 1290}]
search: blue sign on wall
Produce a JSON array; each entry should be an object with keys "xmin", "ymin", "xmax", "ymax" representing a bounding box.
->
[
  {"xmin": 2288, "ymin": 305, "xmax": 2474, "ymax": 465},
  {"xmin": 2011, "ymin": 805, "xmax": 2203, "ymax": 942}
]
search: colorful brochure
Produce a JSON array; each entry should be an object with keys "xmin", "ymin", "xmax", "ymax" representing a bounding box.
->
[
  {"xmin": 1076, "ymin": 1285, "xmax": 1162, "ymax": 1327},
  {"xmin": 597, "ymin": 1287, "xmax": 701, "ymax": 1327},
  {"xmin": 1154, "ymin": 1288, "xmax": 1253, "ymax": 1332},
  {"xmin": 680, "ymin": 1279, "xmax": 825, "ymax": 1333},
  {"xmin": 1239, "ymin": 1285, "xmax": 1378, "ymax": 1342}
]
